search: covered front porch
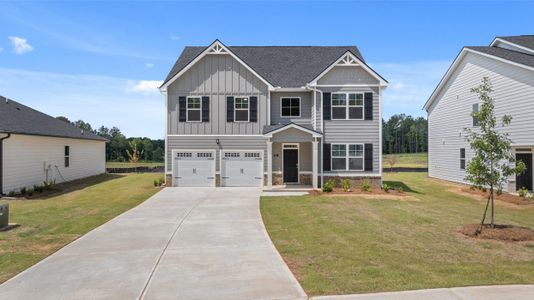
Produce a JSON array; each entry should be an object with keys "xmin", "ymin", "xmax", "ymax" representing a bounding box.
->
[{"xmin": 263, "ymin": 123, "xmax": 322, "ymax": 189}]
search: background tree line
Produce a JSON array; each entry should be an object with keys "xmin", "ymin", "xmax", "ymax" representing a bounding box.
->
[
  {"xmin": 382, "ymin": 114, "xmax": 428, "ymax": 154},
  {"xmin": 56, "ymin": 116, "xmax": 164, "ymax": 162}
]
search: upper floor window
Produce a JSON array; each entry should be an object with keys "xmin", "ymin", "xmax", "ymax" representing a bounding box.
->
[
  {"xmin": 64, "ymin": 145, "xmax": 70, "ymax": 168},
  {"xmin": 332, "ymin": 93, "xmax": 364, "ymax": 120},
  {"xmin": 332, "ymin": 143, "xmax": 364, "ymax": 171},
  {"xmin": 460, "ymin": 148, "xmax": 466, "ymax": 170},
  {"xmin": 187, "ymin": 97, "xmax": 201, "ymax": 122},
  {"xmin": 281, "ymin": 97, "xmax": 300, "ymax": 117},
  {"xmin": 472, "ymin": 103, "xmax": 479, "ymax": 126},
  {"xmin": 234, "ymin": 97, "xmax": 249, "ymax": 122}
]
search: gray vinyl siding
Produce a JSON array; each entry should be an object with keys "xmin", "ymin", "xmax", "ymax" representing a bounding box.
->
[
  {"xmin": 318, "ymin": 66, "xmax": 379, "ymax": 85},
  {"xmin": 270, "ymin": 92, "xmax": 313, "ymax": 126},
  {"xmin": 167, "ymin": 136, "xmax": 267, "ymax": 172},
  {"xmin": 272, "ymin": 142, "xmax": 312, "ymax": 173},
  {"xmin": 167, "ymin": 54, "xmax": 269, "ymax": 135},
  {"xmin": 427, "ymin": 51, "xmax": 534, "ymax": 191},
  {"xmin": 321, "ymin": 86, "xmax": 380, "ymax": 174}
]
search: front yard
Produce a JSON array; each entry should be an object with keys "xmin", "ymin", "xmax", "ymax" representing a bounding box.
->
[
  {"xmin": 0, "ymin": 173, "xmax": 161, "ymax": 283},
  {"xmin": 261, "ymin": 172, "xmax": 534, "ymax": 296}
]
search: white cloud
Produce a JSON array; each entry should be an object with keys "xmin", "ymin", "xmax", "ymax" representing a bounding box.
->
[
  {"xmin": 170, "ymin": 35, "xmax": 181, "ymax": 41},
  {"xmin": 145, "ymin": 62, "xmax": 154, "ymax": 69},
  {"xmin": 0, "ymin": 68, "xmax": 164, "ymax": 139},
  {"xmin": 0, "ymin": 46, "xmax": 3, "ymax": 53},
  {"xmin": 8, "ymin": 36, "xmax": 33, "ymax": 54},
  {"xmin": 370, "ymin": 60, "xmax": 451, "ymax": 119},
  {"xmin": 126, "ymin": 80, "xmax": 163, "ymax": 95}
]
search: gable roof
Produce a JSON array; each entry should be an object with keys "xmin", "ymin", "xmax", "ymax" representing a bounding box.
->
[
  {"xmin": 0, "ymin": 96, "xmax": 107, "ymax": 142},
  {"xmin": 161, "ymin": 41, "xmax": 369, "ymax": 88},
  {"xmin": 496, "ymin": 35, "xmax": 534, "ymax": 51},
  {"xmin": 262, "ymin": 122, "xmax": 322, "ymax": 138},
  {"xmin": 424, "ymin": 35, "xmax": 534, "ymax": 112}
]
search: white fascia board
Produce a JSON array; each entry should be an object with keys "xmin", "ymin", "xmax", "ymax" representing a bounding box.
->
[
  {"xmin": 490, "ymin": 38, "xmax": 534, "ymax": 55},
  {"xmin": 308, "ymin": 51, "xmax": 388, "ymax": 87},
  {"xmin": 424, "ymin": 47, "xmax": 534, "ymax": 112},
  {"xmin": 263, "ymin": 124, "xmax": 322, "ymax": 138},
  {"xmin": 159, "ymin": 40, "xmax": 274, "ymax": 91}
]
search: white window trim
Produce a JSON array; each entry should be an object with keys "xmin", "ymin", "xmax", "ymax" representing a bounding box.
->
[
  {"xmin": 331, "ymin": 92, "xmax": 365, "ymax": 120},
  {"xmin": 234, "ymin": 97, "xmax": 250, "ymax": 123},
  {"xmin": 331, "ymin": 143, "xmax": 365, "ymax": 171},
  {"xmin": 280, "ymin": 97, "xmax": 301, "ymax": 118},
  {"xmin": 186, "ymin": 96, "xmax": 202, "ymax": 123}
]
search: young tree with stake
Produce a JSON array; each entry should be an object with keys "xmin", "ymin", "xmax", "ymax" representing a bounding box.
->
[{"xmin": 464, "ymin": 77, "xmax": 525, "ymax": 231}]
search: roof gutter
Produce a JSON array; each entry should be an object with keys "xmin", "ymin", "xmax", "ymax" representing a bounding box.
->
[{"xmin": 0, "ymin": 133, "xmax": 11, "ymax": 195}]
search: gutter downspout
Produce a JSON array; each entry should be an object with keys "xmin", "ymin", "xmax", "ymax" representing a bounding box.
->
[
  {"xmin": 0, "ymin": 133, "xmax": 11, "ymax": 195},
  {"xmin": 304, "ymin": 84, "xmax": 324, "ymax": 188}
]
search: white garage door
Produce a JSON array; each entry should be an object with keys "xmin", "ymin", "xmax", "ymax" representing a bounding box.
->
[
  {"xmin": 172, "ymin": 150, "xmax": 215, "ymax": 187},
  {"xmin": 221, "ymin": 151, "xmax": 263, "ymax": 187}
]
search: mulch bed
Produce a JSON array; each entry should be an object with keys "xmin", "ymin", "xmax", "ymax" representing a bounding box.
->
[
  {"xmin": 309, "ymin": 188, "xmax": 405, "ymax": 196},
  {"xmin": 460, "ymin": 223, "xmax": 534, "ymax": 242},
  {"xmin": 460, "ymin": 188, "xmax": 534, "ymax": 206}
]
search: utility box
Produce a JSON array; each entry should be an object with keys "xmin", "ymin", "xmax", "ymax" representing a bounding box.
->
[{"xmin": 0, "ymin": 203, "xmax": 8, "ymax": 228}]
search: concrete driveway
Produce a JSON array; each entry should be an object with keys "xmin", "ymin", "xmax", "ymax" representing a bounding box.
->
[{"xmin": 0, "ymin": 187, "xmax": 306, "ymax": 300}]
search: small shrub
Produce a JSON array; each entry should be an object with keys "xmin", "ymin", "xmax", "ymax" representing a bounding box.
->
[
  {"xmin": 20, "ymin": 187, "xmax": 26, "ymax": 195},
  {"xmin": 496, "ymin": 188, "xmax": 503, "ymax": 196},
  {"xmin": 518, "ymin": 187, "xmax": 529, "ymax": 198},
  {"xmin": 158, "ymin": 177, "xmax": 165, "ymax": 186},
  {"xmin": 43, "ymin": 180, "xmax": 55, "ymax": 191},
  {"xmin": 34, "ymin": 185, "xmax": 44, "ymax": 193},
  {"xmin": 527, "ymin": 193, "xmax": 534, "ymax": 202},
  {"xmin": 360, "ymin": 179, "xmax": 371, "ymax": 192},
  {"xmin": 382, "ymin": 183, "xmax": 390, "ymax": 193},
  {"xmin": 323, "ymin": 179, "xmax": 335, "ymax": 193},
  {"xmin": 153, "ymin": 179, "xmax": 159, "ymax": 187},
  {"xmin": 397, "ymin": 186, "xmax": 404, "ymax": 193},
  {"xmin": 341, "ymin": 179, "xmax": 351, "ymax": 192},
  {"xmin": 8, "ymin": 190, "xmax": 16, "ymax": 197},
  {"xmin": 27, "ymin": 188, "xmax": 34, "ymax": 197}
]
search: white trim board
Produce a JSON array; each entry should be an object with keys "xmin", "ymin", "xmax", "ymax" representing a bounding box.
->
[
  {"xmin": 263, "ymin": 123, "xmax": 322, "ymax": 138},
  {"xmin": 490, "ymin": 37, "xmax": 534, "ymax": 55}
]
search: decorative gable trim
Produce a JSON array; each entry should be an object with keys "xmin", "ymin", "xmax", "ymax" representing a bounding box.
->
[
  {"xmin": 159, "ymin": 40, "xmax": 274, "ymax": 91},
  {"xmin": 308, "ymin": 51, "xmax": 388, "ymax": 87},
  {"xmin": 263, "ymin": 123, "xmax": 322, "ymax": 138}
]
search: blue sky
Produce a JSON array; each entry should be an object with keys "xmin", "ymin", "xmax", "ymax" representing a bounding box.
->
[{"xmin": 0, "ymin": 1, "xmax": 532, "ymax": 139}]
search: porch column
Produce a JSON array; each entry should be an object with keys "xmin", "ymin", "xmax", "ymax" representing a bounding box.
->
[
  {"xmin": 312, "ymin": 139, "xmax": 318, "ymax": 189},
  {"xmin": 267, "ymin": 139, "xmax": 273, "ymax": 189}
]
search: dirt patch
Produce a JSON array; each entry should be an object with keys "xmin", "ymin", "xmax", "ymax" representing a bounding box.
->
[
  {"xmin": 309, "ymin": 188, "xmax": 414, "ymax": 201},
  {"xmin": 460, "ymin": 224, "xmax": 534, "ymax": 242},
  {"xmin": 459, "ymin": 188, "xmax": 534, "ymax": 206}
]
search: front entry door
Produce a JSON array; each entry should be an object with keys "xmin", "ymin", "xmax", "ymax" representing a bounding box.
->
[
  {"xmin": 516, "ymin": 153, "xmax": 533, "ymax": 191},
  {"xmin": 283, "ymin": 149, "xmax": 299, "ymax": 183}
]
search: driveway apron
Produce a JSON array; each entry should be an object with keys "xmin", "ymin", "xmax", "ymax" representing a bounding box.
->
[{"xmin": 0, "ymin": 187, "xmax": 306, "ymax": 300}]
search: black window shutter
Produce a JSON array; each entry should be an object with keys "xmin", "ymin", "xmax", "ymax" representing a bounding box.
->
[
  {"xmin": 249, "ymin": 96, "xmax": 258, "ymax": 122},
  {"xmin": 226, "ymin": 96, "xmax": 234, "ymax": 122},
  {"xmin": 323, "ymin": 143, "xmax": 331, "ymax": 171},
  {"xmin": 364, "ymin": 143, "xmax": 373, "ymax": 171},
  {"xmin": 364, "ymin": 92, "xmax": 373, "ymax": 120},
  {"xmin": 178, "ymin": 96, "xmax": 186, "ymax": 122},
  {"xmin": 323, "ymin": 92, "xmax": 331, "ymax": 120},
  {"xmin": 202, "ymin": 96, "xmax": 210, "ymax": 122}
]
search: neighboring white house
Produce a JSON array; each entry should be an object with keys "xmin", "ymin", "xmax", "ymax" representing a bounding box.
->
[
  {"xmin": 0, "ymin": 96, "xmax": 107, "ymax": 195},
  {"xmin": 424, "ymin": 35, "xmax": 534, "ymax": 192}
]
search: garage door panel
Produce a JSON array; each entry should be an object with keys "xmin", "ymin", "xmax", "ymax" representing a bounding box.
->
[
  {"xmin": 173, "ymin": 151, "xmax": 215, "ymax": 187},
  {"xmin": 221, "ymin": 151, "xmax": 263, "ymax": 187}
]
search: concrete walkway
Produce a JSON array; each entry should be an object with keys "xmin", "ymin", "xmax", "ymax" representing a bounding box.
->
[
  {"xmin": 0, "ymin": 187, "xmax": 306, "ymax": 300},
  {"xmin": 312, "ymin": 285, "xmax": 534, "ymax": 300}
]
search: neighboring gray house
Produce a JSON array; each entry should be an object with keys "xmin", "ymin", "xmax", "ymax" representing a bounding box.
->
[
  {"xmin": 160, "ymin": 40, "xmax": 388, "ymax": 189},
  {"xmin": 424, "ymin": 35, "xmax": 534, "ymax": 192}
]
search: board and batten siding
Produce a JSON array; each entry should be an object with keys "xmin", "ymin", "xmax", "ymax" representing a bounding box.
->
[
  {"xmin": 167, "ymin": 54, "xmax": 269, "ymax": 135},
  {"xmin": 321, "ymin": 86, "xmax": 381, "ymax": 175},
  {"xmin": 427, "ymin": 51, "xmax": 534, "ymax": 191},
  {"xmin": 166, "ymin": 136, "xmax": 267, "ymax": 172},
  {"xmin": 270, "ymin": 91, "xmax": 313, "ymax": 126},
  {"xmin": 2, "ymin": 134, "xmax": 105, "ymax": 193},
  {"xmin": 318, "ymin": 66, "xmax": 379, "ymax": 85}
]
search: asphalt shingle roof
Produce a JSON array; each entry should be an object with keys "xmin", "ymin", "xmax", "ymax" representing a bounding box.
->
[
  {"xmin": 162, "ymin": 44, "xmax": 368, "ymax": 88},
  {"xmin": 466, "ymin": 46, "xmax": 534, "ymax": 69},
  {"xmin": 0, "ymin": 96, "xmax": 107, "ymax": 142},
  {"xmin": 498, "ymin": 35, "xmax": 534, "ymax": 51}
]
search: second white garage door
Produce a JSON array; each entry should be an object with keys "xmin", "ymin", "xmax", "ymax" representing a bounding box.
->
[
  {"xmin": 221, "ymin": 151, "xmax": 263, "ymax": 187},
  {"xmin": 172, "ymin": 150, "xmax": 216, "ymax": 187}
]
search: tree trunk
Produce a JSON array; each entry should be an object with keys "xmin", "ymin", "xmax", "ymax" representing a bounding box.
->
[
  {"xmin": 490, "ymin": 185, "xmax": 495, "ymax": 228},
  {"xmin": 478, "ymin": 192, "xmax": 491, "ymax": 234}
]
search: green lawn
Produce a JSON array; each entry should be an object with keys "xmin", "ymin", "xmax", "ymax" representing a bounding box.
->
[
  {"xmin": 106, "ymin": 161, "xmax": 164, "ymax": 168},
  {"xmin": 261, "ymin": 172, "xmax": 534, "ymax": 296},
  {"xmin": 0, "ymin": 173, "xmax": 161, "ymax": 283},
  {"xmin": 383, "ymin": 152, "xmax": 427, "ymax": 168}
]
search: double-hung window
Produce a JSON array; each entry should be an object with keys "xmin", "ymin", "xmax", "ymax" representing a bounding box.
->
[
  {"xmin": 64, "ymin": 146, "xmax": 70, "ymax": 168},
  {"xmin": 332, "ymin": 143, "xmax": 364, "ymax": 171},
  {"xmin": 234, "ymin": 97, "xmax": 249, "ymax": 122},
  {"xmin": 186, "ymin": 97, "xmax": 201, "ymax": 122},
  {"xmin": 460, "ymin": 148, "xmax": 466, "ymax": 170},
  {"xmin": 281, "ymin": 97, "xmax": 300, "ymax": 117},
  {"xmin": 332, "ymin": 93, "xmax": 364, "ymax": 120}
]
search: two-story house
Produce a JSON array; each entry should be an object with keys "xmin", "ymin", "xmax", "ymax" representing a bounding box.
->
[
  {"xmin": 424, "ymin": 35, "xmax": 534, "ymax": 192},
  {"xmin": 160, "ymin": 40, "xmax": 388, "ymax": 189}
]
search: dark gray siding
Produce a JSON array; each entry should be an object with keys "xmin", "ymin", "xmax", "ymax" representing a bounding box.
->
[{"xmin": 270, "ymin": 91, "xmax": 313, "ymax": 126}]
